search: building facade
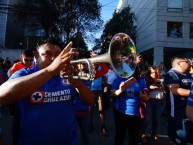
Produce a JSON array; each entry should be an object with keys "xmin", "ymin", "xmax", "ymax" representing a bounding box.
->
[
  {"xmin": 0, "ymin": 0, "xmax": 26, "ymax": 50},
  {"xmin": 117, "ymin": 0, "xmax": 193, "ymax": 69},
  {"xmin": 0, "ymin": 0, "xmax": 45, "ymax": 61},
  {"xmin": 0, "ymin": 0, "xmax": 9, "ymax": 49}
]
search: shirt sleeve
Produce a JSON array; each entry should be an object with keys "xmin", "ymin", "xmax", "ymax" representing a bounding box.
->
[
  {"xmin": 9, "ymin": 63, "xmax": 18, "ymax": 76},
  {"xmin": 140, "ymin": 78, "xmax": 148, "ymax": 89},
  {"xmin": 9, "ymin": 68, "xmax": 32, "ymax": 80},
  {"xmin": 95, "ymin": 63, "xmax": 108, "ymax": 78},
  {"xmin": 164, "ymin": 71, "xmax": 180, "ymax": 86},
  {"xmin": 10, "ymin": 62, "xmax": 26, "ymax": 76},
  {"xmin": 188, "ymin": 83, "xmax": 193, "ymax": 106},
  {"xmin": 112, "ymin": 77, "xmax": 121, "ymax": 90}
]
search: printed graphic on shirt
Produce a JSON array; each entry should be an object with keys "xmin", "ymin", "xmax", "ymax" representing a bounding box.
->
[
  {"xmin": 188, "ymin": 97, "xmax": 193, "ymax": 102},
  {"xmin": 30, "ymin": 92, "xmax": 45, "ymax": 104},
  {"xmin": 30, "ymin": 89, "xmax": 72, "ymax": 104},
  {"xmin": 126, "ymin": 88, "xmax": 134, "ymax": 96},
  {"xmin": 61, "ymin": 79, "xmax": 70, "ymax": 86},
  {"xmin": 182, "ymin": 79, "xmax": 192, "ymax": 84},
  {"xmin": 134, "ymin": 82, "xmax": 139, "ymax": 87}
]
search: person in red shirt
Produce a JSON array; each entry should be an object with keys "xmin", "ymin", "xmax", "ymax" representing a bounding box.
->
[
  {"xmin": 8, "ymin": 50, "xmax": 34, "ymax": 145},
  {"xmin": 9, "ymin": 50, "xmax": 34, "ymax": 76}
]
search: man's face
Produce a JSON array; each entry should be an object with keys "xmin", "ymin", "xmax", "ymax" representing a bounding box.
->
[
  {"xmin": 21, "ymin": 56, "xmax": 33, "ymax": 67},
  {"xmin": 36, "ymin": 43, "xmax": 61, "ymax": 69},
  {"xmin": 92, "ymin": 63, "xmax": 99, "ymax": 70},
  {"xmin": 78, "ymin": 63, "xmax": 88, "ymax": 71},
  {"xmin": 177, "ymin": 58, "xmax": 191, "ymax": 72}
]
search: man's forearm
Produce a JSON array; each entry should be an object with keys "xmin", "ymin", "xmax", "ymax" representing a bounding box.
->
[
  {"xmin": 76, "ymin": 83, "xmax": 94, "ymax": 106},
  {"xmin": 111, "ymin": 77, "xmax": 136, "ymax": 97},
  {"xmin": 111, "ymin": 89, "xmax": 122, "ymax": 97},
  {"xmin": 0, "ymin": 68, "xmax": 53, "ymax": 105},
  {"xmin": 168, "ymin": 84, "xmax": 190, "ymax": 97},
  {"xmin": 171, "ymin": 88, "xmax": 190, "ymax": 97}
]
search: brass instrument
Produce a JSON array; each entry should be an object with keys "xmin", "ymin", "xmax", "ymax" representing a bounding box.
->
[{"xmin": 60, "ymin": 33, "xmax": 137, "ymax": 80}]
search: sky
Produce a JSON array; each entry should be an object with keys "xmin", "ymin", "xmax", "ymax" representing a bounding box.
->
[
  {"xmin": 87, "ymin": 0, "xmax": 119, "ymax": 49},
  {"xmin": 99, "ymin": 0, "xmax": 119, "ymax": 23}
]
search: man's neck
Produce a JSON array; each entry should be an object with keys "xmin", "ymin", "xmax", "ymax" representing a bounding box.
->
[{"xmin": 173, "ymin": 67, "xmax": 186, "ymax": 74}]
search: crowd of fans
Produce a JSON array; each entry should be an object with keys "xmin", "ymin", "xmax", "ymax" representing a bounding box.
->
[{"xmin": 0, "ymin": 38, "xmax": 193, "ymax": 145}]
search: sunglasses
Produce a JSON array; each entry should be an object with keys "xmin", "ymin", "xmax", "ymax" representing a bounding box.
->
[
  {"xmin": 178, "ymin": 60, "xmax": 189, "ymax": 64},
  {"xmin": 24, "ymin": 58, "xmax": 33, "ymax": 62}
]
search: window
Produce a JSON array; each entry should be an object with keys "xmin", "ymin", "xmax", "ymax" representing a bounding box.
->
[
  {"xmin": 190, "ymin": 23, "xmax": 193, "ymax": 38},
  {"xmin": 167, "ymin": 0, "xmax": 182, "ymax": 12},
  {"xmin": 167, "ymin": 22, "xmax": 182, "ymax": 38},
  {"xmin": 190, "ymin": 0, "xmax": 193, "ymax": 11}
]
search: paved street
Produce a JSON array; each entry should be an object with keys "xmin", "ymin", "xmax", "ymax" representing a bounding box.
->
[
  {"xmin": 0, "ymin": 105, "xmax": 13, "ymax": 145},
  {"xmin": 1, "ymin": 104, "xmax": 193, "ymax": 145},
  {"xmin": 87, "ymin": 104, "xmax": 171, "ymax": 145}
]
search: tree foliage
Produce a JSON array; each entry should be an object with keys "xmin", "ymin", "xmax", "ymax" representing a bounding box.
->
[
  {"xmin": 70, "ymin": 32, "xmax": 87, "ymax": 51},
  {"xmin": 100, "ymin": 6, "xmax": 136, "ymax": 53},
  {"xmin": 104, "ymin": 7, "xmax": 136, "ymax": 38},
  {"xmin": 11, "ymin": 0, "xmax": 103, "ymax": 46}
]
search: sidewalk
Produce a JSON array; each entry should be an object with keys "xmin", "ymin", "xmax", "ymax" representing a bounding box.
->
[{"xmin": 87, "ymin": 104, "xmax": 171, "ymax": 145}]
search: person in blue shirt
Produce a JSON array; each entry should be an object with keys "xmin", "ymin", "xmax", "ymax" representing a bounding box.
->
[
  {"xmin": 111, "ymin": 67, "xmax": 149, "ymax": 145},
  {"xmin": 187, "ymin": 83, "xmax": 193, "ymax": 121},
  {"xmin": 74, "ymin": 80, "xmax": 91, "ymax": 145},
  {"xmin": 73, "ymin": 51, "xmax": 108, "ymax": 145},
  {"xmin": 187, "ymin": 62, "xmax": 193, "ymax": 123},
  {"xmin": 0, "ymin": 38, "xmax": 94, "ymax": 145},
  {"xmin": 164, "ymin": 55, "xmax": 193, "ymax": 145},
  {"xmin": 89, "ymin": 52, "xmax": 109, "ymax": 136}
]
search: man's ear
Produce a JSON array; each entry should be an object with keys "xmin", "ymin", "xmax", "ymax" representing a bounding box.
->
[
  {"xmin": 177, "ymin": 62, "xmax": 183, "ymax": 68},
  {"xmin": 178, "ymin": 63, "xmax": 182, "ymax": 67}
]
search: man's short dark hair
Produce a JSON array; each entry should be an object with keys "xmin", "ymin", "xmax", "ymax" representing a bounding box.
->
[
  {"xmin": 37, "ymin": 37, "xmax": 62, "ymax": 50},
  {"xmin": 171, "ymin": 55, "xmax": 187, "ymax": 65},
  {"xmin": 22, "ymin": 50, "xmax": 34, "ymax": 57}
]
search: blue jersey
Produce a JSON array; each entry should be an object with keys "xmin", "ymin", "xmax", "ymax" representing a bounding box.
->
[
  {"xmin": 188, "ymin": 84, "xmax": 193, "ymax": 107},
  {"xmin": 188, "ymin": 74, "xmax": 193, "ymax": 106},
  {"xmin": 10, "ymin": 66, "xmax": 78, "ymax": 145},
  {"xmin": 73, "ymin": 80, "xmax": 91, "ymax": 112},
  {"xmin": 91, "ymin": 77, "xmax": 102, "ymax": 91},
  {"xmin": 112, "ymin": 77, "xmax": 147, "ymax": 115},
  {"xmin": 91, "ymin": 66, "xmax": 103, "ymax": 91},
  {"xmin": 164, "ymin": 68, "xmax": 193, "ymax": 119}
]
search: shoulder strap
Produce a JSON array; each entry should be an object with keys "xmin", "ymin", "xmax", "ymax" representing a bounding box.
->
[{"xmin": 170, "ymin": 70, "xmax": 179, "ymax": 79}]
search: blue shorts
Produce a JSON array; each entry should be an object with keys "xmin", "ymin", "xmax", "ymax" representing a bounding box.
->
[{"xmin": 168, "ymin": 117, "xmax": 193, "ymax": 145}]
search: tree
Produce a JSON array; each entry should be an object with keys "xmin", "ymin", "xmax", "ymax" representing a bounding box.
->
[
  {"xmin": 100, "ymin": 6, "xmax": 136, "ymax": 53},
  {"xmin": 92, "ymin": 38, "xmax": 102, "ymax": 52},
  {"xmin": 70, "ymin": 32, "xmax": 88, "ymax": 52},
  {"xmin": 11, "ymin": 0, "xmax": 103, "ymax": 44},
  {"xmin": 104, "ymin": 7, "xmax": 136, "ymax": 38}
]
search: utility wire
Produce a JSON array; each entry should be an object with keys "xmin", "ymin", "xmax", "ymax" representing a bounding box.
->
[{"xmin": 100, "ymin": 0, "xmax": 118, "ymax": 8}]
